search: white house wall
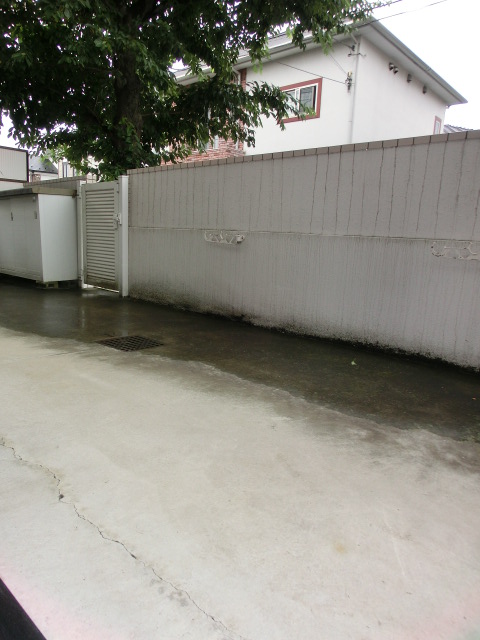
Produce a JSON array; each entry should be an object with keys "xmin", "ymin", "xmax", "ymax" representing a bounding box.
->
[
  {"xmin": 352, "ymin": 37, "xmax": 447, "ymax": 143},
  {"xmin": 244, "ymin": 38, "xmax": 449, "ymax": 155},
  {"xmin": 244, "ymin": 43, "xmax": 354, "ymax": 155},
  {"xmin": 128, "ymin": 131, "xmax": 480, "ymax": 369}
]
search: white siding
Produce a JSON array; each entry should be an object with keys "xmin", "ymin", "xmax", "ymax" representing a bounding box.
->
[
  {"xmin": 244, "ymin": 38, "xmax": 449, "ymax": 155},
  {"xmin": 244, "ymin": 43, "xmax": 353, "ymax": 155},
  {"xmin": 352, "ymin": 38, "xmax": 447, "ymax": 143}
]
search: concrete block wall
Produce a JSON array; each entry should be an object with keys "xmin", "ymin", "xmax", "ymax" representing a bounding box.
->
[{"xmin": 128, "ymin": 130, "xmax": 480, "ymax": 368}]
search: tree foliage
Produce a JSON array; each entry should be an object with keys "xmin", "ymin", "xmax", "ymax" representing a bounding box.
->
[{"xmin": 0, "ymin": 0, "xmax": 374, "ymax": 179}]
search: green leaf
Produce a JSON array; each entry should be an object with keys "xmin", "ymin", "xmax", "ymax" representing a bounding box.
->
[{"xmin": 0, "ymin": 0, "xmax": 375, "ymax": 178}]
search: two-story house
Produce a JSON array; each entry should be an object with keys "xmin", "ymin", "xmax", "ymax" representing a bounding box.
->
[{"xmin": 176, "ymin": 21, "xmax": 466, "ymax": 159}]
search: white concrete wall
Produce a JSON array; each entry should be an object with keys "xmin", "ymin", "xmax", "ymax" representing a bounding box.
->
[
  {"xmin": 245, "ymin": 37, "xmax": 448, "ymax": 154},
  {"xmin": 128, "ymin": 130, "xmax": 480, "ymax": 369},
  {"xmin": 352, "ymin": 38, "xmax": 447, "ymax": 143}
]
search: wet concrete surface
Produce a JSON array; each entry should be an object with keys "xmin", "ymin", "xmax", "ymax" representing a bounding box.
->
[
  {"xmin": 2, "ymin": 274, "xmax": 480, "ymax": 640},
  {"xmin": 1, "ymin": 274, "xmax": 479, "ymax": 441}
]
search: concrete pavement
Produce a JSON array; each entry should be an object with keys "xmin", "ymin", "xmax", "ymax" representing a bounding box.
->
[{"xmin": 1, "ymin": 277, "xmax": 479, "ymax": 639}]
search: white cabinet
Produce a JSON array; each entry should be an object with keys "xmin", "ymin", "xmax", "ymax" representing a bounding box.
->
[{"xmin": 0, "ymin": 187, "xmax": 78, "ymax": 283}]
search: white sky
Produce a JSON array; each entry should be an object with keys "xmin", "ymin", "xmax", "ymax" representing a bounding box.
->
[
  {"xmin": 373, "ymin": 0, "xmax": 479, "ymax": 129},
  {"xmin": 0, "ymin": 0, "xmax": 477, "ymax": 148}
]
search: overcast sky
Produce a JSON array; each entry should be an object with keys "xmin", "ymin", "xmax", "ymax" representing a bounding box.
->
[
  {"xmin": 0, "ymin": 0, "xmax": 477, "ymax": 148},
  {"xmin": 373, "ymin": 0, "xmax": 478, "ymax": 129}
]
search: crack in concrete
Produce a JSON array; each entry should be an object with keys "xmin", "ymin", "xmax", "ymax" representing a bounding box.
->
[{"xmin": 0, "ymin": 439, "xmax": 249, "ymax": 640}]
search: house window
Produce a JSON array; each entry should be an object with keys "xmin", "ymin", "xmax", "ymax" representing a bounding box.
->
[
  {"xmin": 282, "ymin": 78, "xmax": 322, "ymax": 124},
  {"xmin": 62, "ymin": 161, "xmax": 69, "ymax": 178},
  {"xmin": 433, "ymin": 116, "xmax": 442, "ymax": 135},
  {"xmin": 196, "ymin": 136, "xmax": 219, "ymax": 153}
]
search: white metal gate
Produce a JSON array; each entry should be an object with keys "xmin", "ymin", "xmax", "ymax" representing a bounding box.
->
[{"xmin": 81, "ymin": 177, "xmax": 128, "ymax": 296}]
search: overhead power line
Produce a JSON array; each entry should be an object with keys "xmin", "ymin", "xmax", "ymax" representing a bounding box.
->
[
  {"xmin": 275, "ymin": 61, "xmax": 347, "ymax": 85},
  {"xmin": 271, "ymin": 0, "xmax": 451, "ymax": 88},
  {"xmin": 365, "ymin": 0, "xmax": 449, "ymax": 26}
]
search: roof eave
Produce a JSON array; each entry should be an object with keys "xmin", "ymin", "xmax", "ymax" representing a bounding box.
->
[
  {"xmin": 361, "ymin": 21, "xmax": 466, "ymax": 106},
  {"xmin": 175, "ymin": 22, "xmax": 467, "ymax": 106}
]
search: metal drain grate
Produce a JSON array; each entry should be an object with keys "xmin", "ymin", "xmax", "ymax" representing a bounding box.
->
[{"xmin": 97, "ymin": 335, "xmax": 163, "ymax": 352}]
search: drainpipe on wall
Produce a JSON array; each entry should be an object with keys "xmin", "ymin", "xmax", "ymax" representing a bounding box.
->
[{"xmin": 348, "ymin": 36, "xmax": 362, "ymax": 144}]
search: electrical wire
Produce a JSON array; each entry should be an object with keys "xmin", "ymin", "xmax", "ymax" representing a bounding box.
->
[
  {"xmin": 274, "ymin": 61, "xmax": 347, "ymax": 85},
  {"xmin": 365, "ymin": 0, "xmax": 449, "ymax": 26},
  {"xmin": 328, "ymin": 53, "xmax": 348, "ymax": 76},
  {"xmin": 272, "ymin": 0, "xmax": 451, "ymax": 87}
]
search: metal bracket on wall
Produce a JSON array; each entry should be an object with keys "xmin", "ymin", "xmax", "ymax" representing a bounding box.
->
[
  {"xmin": 204, "ymin": 230, "xmax": 246, "ymax": 245},
  {"xmin": 431, "ymin": 241, "xmax": 480, "ymax": 261}
]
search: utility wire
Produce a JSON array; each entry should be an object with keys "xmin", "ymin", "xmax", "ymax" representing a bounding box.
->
[
  {"xmin": 273, "ymin": 0, "xmax": 450, "ymax": 87},
  {"xmin": 329, "ymin": 53, "xmax": 348, "ymax": 76},
  {"xmin": 274, "ymin": 61, "xmax": 347, "ymax": 85},
  {"xmin": 364, "ymin": 0, "xmax": 449, "ymax": 26}
]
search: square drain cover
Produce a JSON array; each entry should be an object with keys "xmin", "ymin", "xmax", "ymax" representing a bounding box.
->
[{"xmin": 97, "ymin": 336, "xmax": 163, "ymax": 352}]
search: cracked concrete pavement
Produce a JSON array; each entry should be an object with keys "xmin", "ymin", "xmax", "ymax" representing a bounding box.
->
[{"xmin": 1, "ymin": 281, "xmax": 480, "ymax": 639}]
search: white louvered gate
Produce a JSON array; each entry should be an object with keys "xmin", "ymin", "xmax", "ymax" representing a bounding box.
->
[{"xmin": 81, "ymin": 177, "xmax": 128, "ymax": 296}]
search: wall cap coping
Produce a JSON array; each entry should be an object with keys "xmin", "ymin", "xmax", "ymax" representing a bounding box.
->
[
  {"xmin": 382, "ymin": 139, "xmax": 398, "ymax": 148},
  {"xmin": 126, "ymin": 129, "xmax": 480, "ymax": 174},
  {"xmin": 398, "ymin": 138, "xmax": 414, "ymax": 147},
  {"xmin": 413, "ymin": 135, "xmax": 431, "ymax": 145},
  {"xmin": 448, "ymin": 131, "xmax": 468, "ymax": 141},
  {"xmin": 431, "ymin": 133, "xmax": 448, "ymax": 143}
]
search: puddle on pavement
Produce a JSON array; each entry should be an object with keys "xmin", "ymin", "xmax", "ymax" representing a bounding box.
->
[{"xmin": 1, "ymin": 275, "xmax": 479, "ymax": 442}]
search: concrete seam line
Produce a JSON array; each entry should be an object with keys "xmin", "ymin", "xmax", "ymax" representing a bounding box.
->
[
  {"xmin": 129, "ymin": 226, "xmax": 474, "ymax": 244},
  {"xmin": 0, "ymin": 440, "xmax": 249, "ymax": 640}
]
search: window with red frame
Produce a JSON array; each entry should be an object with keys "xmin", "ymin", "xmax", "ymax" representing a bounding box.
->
[{"xmin": 282, "ymin": 78, "xmax": 322, "ymax": 124}]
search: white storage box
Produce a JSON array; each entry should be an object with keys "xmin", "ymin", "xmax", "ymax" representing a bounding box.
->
[{"xmin": 0, "ymin": 186, "xmax": 78, "ymax": 283}]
